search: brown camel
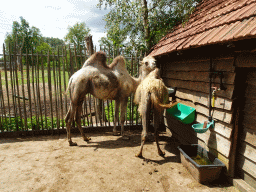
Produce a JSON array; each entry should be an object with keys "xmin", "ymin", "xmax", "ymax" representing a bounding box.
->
[
  {"xmin": 134, "ymin": 68, "xmax": 177, "ymax": 157},
  {"xmin": 65, "ymin": 51, "xmax": 156, "ymax": 146}
]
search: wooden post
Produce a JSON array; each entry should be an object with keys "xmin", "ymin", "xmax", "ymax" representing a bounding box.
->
[
  {"xmin": 135, "ymin": 52, "xmax": 139, "ymax": 125},
  {"xmin": 20, "ymin": 48, "xmax": 28, "ymax": 131},
  {"xmin": 9, "ymin": 43, "xmax": 19, "ymax": 130},
  {"xmin": 228, "ymin": 106, "xmax": 240, "ymax": 177},
  {"xmin": 31, "ymin": 49, "xmax": 39, "ymax": 130},
  {"xmin": 63, "ymin": 47, "xmax": 68, "ymax": 114},
  {"xmin": 58, "ymin": 47, "xmax": 64, "ymax": 129},
  {"xmin": 36, "ymin": 53, "xmax": 43, "ymax": 131},
  {"xmin": 3, "ymin": 44, "xmax": 11, "ymax": 129},
  {"xmin": 52, "ymin": 53, "xmax": 60, "ymax": 132},
  {"xmin": 41, "ymin": 51, "xmax": 48, "ymax": 132},
  {"xmin": 130, "ymin": 55, "xmax": 134, "ymax": 126},
  {"xmin": 26, "ymin": 48, "xmax": 33, "ymax": 134},
  {"xmin": 0, "ymin": 71, "xmax": 6, "ymax": 132},
  {"xmin": 47, "ymin": 50, "xmax": 54, "ymax": 133}
]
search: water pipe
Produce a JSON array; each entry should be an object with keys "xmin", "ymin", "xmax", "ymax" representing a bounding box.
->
[{"xmin": 209, "ymin": 57, "xmax": 213, "ymax": 122}]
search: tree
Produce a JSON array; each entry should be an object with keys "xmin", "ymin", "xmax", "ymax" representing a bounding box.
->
[
  {"xmin": 43, "ymin": 37, "xmax": 64, "ymax": 51},
  {"xmin": 98, "ymin": 0, "xmax": 200, "ymax": 53},
  {"xmin": 99, "ymin": 22, "xmax": 127, "ymax": 56},
  {"xmin": 5, "ymin": 17, "xmax": 42, "ymax": 54},
  {"xmin": 64, "ymin": 22, "xmax": 91, "ymax": 51}
]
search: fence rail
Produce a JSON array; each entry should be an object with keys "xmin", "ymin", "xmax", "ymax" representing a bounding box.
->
[{"xmin": 0, "ymin": 45, "xmax": 142, "ymax": 136}]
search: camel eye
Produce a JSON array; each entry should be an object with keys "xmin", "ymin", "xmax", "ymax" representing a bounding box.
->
[{"xmin": 145, "ymin": 62, "xmax": 148, "ymax": 66}]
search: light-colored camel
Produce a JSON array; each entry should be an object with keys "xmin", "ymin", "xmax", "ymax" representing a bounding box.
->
[
  {"xmin": 134, "ymin": 68, "xmax": 177, "ymax": 157},
  {"xmin": 65, "ymin": 51, "xmax": 156, "ymax": 146}
]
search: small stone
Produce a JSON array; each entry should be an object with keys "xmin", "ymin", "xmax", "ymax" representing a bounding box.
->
[
  {"xmin": 142, "ymin": 163, "xmax": 144, "ymax": 165},
  {"xmin": 157, "ymin": 181, "xmax": 160, "ymax": 183},
  {"xmin": 179, "ymin": 171, "xmax": 182, "ymax": 174},
  {"xmin": 149, "ymin": 172, "xmax": 152, "ymax": 175},
  {"xmin": 154, "ymin": 168, "xmax": 158, "ymax": 172}
]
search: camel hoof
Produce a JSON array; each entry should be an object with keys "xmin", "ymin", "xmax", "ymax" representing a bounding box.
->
[
  {"xmin": 159, "ymin": 151, "xmax": 165, "ymax": 157},
  {"xmin": 113, "ymin": 132, "xmax": 120, "ymax": 136},
  {"xmin": 69, "ymin": 142, "xmax": 77, "ymax": 146},
  {"xmin": 121, "ymin": 135, "xmax": 130, "ymax": 140},
  {"xmin": 135, "ymin": 153, "xmax": 143, "ymax": 158},
  {"xmin": 84, "ymin": 137, "xmax": 91, "ymax": 141}
]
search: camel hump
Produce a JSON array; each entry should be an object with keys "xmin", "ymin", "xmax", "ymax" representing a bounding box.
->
[
  {"xmin": 82, "ymin": 51, "xmax": 107, "ymax": 68},
  {"xmin": 108, "ymin": 56, "xmax": 126, "ymax": 69}
]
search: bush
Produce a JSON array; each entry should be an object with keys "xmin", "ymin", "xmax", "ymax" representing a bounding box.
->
[{"xmin": 1, "ymin": 116, "xmax": 65, "ymax": 131}]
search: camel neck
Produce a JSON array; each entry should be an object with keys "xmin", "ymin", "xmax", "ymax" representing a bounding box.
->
[
  {"xmin": 131, "ymin": 76, "xmax": 142, "ymax": 93},
  {"xmin": 131, "ymin": 69, "xmax": 151, "ymax": 93}
]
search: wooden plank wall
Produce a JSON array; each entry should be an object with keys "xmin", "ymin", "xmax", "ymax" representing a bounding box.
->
[
  {"xmin": 160, "ymin": 55, "xmax": 236, "ymax": 171},
  {"xmin": 235, "ymin": 67, "xmax": 256, "ymax": 189}
]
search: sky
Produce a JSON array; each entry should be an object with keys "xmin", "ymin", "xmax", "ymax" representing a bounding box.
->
[{"xmin": 0, "ymin": 0, "xmax": 110, "ymax": 54}]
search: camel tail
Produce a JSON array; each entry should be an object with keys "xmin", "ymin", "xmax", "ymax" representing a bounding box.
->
[
  {"xmin": 151, "ymin": 92, "xmax": 177, "ymax": 109},
  {"xmin": 63, "ymin": 77, "xmax": 72, "ymax": 95}
]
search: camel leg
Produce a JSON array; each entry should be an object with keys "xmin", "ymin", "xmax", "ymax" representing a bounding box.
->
[
  {"xmin": 120, "ymin": 98, "xmax": 129, "ymax": 140},
  {"xmin": 136, "ymin": 94, "xmax": 150, "ymax": 157},
  {"xmin": 113, "ymin": 100, "xmax": 120, "ymax": 136},
  {"xmin": 65, "ymin": 105, "xmax": 77, "ymax": 146},
  {"xmin": 153, "ymin": 109, "xmax": 165, "ymax": 157},
  {"xmin": 75, "ymin": 104, "xmax": 91, "ymax": 142}
]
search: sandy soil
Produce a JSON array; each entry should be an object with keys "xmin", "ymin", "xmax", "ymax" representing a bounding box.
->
[{"xmin": 0, "ymin": 130, "xmax": 239, "ymax": 192}]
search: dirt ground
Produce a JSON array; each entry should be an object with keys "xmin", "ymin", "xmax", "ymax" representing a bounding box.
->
[{"xmin": 0, "ymin": 130, "xmax": 239, "ymax": 192}]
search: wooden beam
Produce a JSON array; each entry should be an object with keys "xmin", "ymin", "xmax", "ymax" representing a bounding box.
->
[
  {"xmin": 240, "ymin": 128, "xmax": 256, "ymax": 148},
  {"xmin": 165, "ymin": 79, "xmax": 234, "ymax": 99},
  {"xmin": 238, "ymin": 142, "xmax": 256, "ymax": 163},
  {"xmin": 236, "ymin": 52, "xmax": 256, "ymax": 68},
  {"xmin": 162, "ymin": 71, "xmax": 236, "ymax": 85},
  {"xmin": 175, "ymin": 89, "xmax": 233, "ymax": 110},
  {"xmin": 162, "ymin": 57, "xmax": 235, "ymax": 72}
]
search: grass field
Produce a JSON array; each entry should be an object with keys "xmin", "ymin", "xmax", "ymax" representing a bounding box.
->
[{"xmin": 0, "ymin": 69, "xmax": 70, "ymax": 87}]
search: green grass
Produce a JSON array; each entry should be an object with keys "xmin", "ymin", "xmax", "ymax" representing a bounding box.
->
[
  {"xmin": 1, "ymin": 69, "xmax": 70, "ymax": 87},
  {"xmin": 0, "ymin": 116, "xmax": 64, "ymax": 131}
]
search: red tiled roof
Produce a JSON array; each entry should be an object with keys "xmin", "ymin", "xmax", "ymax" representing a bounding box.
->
[{"xmin": 149, "ymin": 0, "xmax": 256, "ymax": 57}]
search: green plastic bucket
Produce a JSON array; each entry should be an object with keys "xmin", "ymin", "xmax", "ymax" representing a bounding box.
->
[
  {"xmin": 192, "ymin": 121, "xmax": 214, "ymax": 134},
  {"xmin": 167, "ymin": 103, "xmax": 195, "ymax": 124}
]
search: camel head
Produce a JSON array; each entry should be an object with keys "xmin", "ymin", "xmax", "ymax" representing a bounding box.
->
[{"xmin": 139, "ymin": 56, "xmax": 157, "ymax": 79}]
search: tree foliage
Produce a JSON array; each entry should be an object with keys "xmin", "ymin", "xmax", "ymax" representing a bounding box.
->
[
  {"xmin": 98, "ymin": 0, "xmax": 200, "ymax": 53},
  {"xmin": 64, "ymin": 22, "xmax": 91, "ymax": 51},
  {"xmin": 4, "ymin": 16, "xmax": 42, "ymax": 54},
  {"xmin": 43, "ymin": 37, "xmax": 64, "ymax": 50}
]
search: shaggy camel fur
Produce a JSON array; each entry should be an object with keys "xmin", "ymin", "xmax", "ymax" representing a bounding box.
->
[
  {"xmin": 65, "ymin": 52, "xmax": 156, "ymax": 146},
  {"xmin": 134, "ymin": 68, "xmax": 176, "ymax": 157}
]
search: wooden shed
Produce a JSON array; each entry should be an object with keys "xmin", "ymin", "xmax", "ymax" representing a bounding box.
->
[{"xmin": 149, "ymin": 0, "xmax": 256, "ymax": 190}]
